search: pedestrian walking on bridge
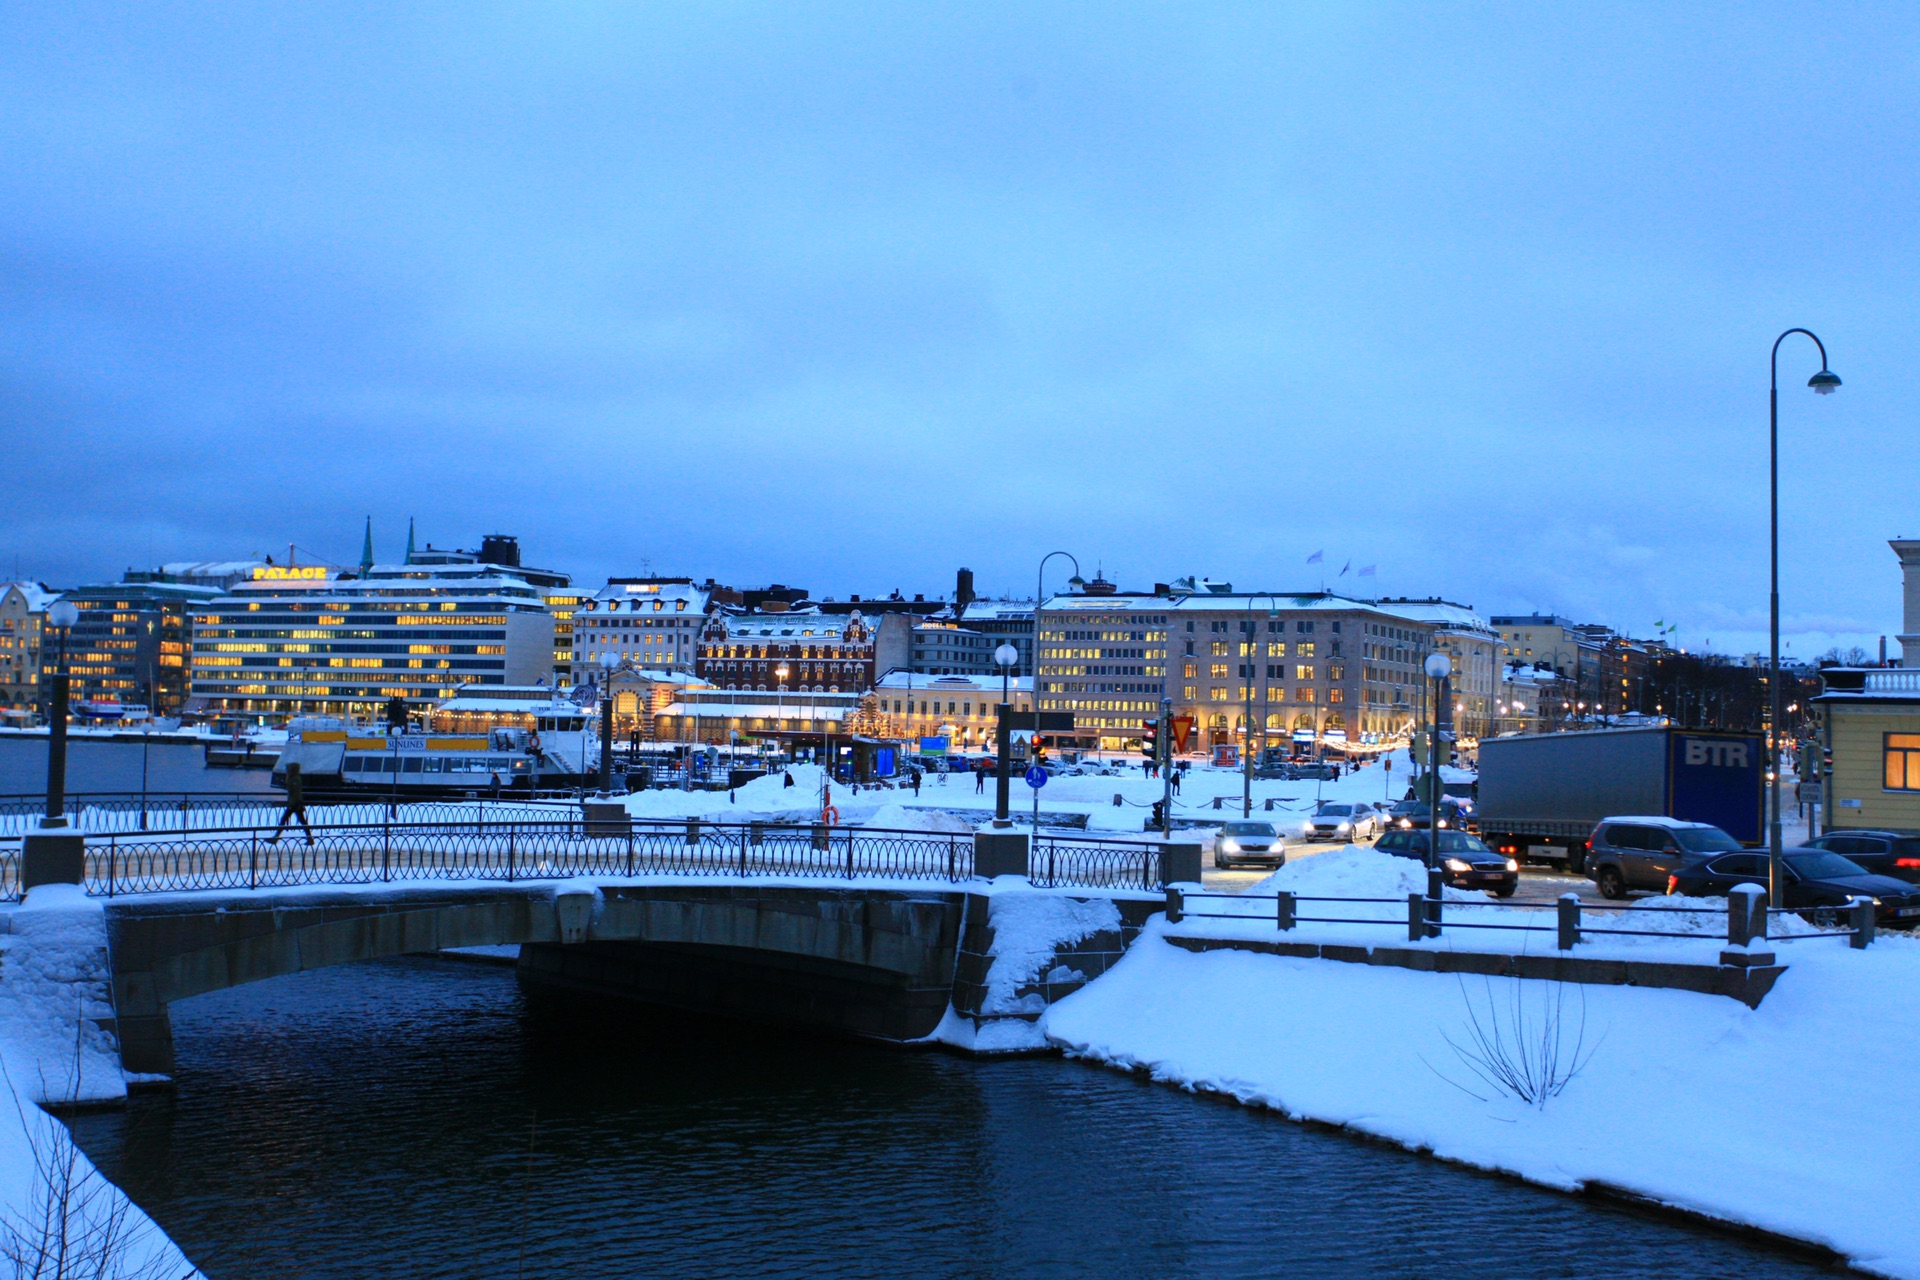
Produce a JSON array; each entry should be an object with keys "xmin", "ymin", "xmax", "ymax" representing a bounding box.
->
[{"xmin": 270, "ymin": 762, "xmax": 314, "ymax": 846}]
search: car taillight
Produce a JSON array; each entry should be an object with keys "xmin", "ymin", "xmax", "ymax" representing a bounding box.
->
[
  {"xmin": 1666, "ymin": 874, "xmax": 1678, "ymax": 895},
  {"xmin": 1898, "ymin": 858, "xmax": 1920, "ymax": 869},
  {"xmin": 1584, "ymin": 839, "xmax": 1593, "ymax": 852}
]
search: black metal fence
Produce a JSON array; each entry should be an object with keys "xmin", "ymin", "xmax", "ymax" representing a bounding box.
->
[
  {"xmin": 5, "ymin": 820, "xmax": 1165, "ymax": 900},
  {"xmin": 1168, "ymin": 886, "xmax": 1874, "ymax": 950},
  {"xmin": 0, "ymin": 792, "xmax": 579, "ymax": 838}
]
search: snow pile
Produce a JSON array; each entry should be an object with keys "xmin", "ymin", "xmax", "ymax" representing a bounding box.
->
[
  {"xmin": 0, "ymin": 887, "xmax": 201, "ymax": 1276},
  {"xmin": 860, "ymin": 804, "xmax": 973, "ymax": 835},
  {"xmin": 979, "ymin": 891, "xmax": 1122, "ymax": 1016},
  {"xmin": 1045, "ymin": 930, "xmax": 1920, "ymax": 1277}
]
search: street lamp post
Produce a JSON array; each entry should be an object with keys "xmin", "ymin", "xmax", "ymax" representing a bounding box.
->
[
  {"xmin": 1242, "ymin": 596, "xmax": 1280, "ymax": 818},
  {"xmin": 1768, "ymin": 330, "xmax": 1841, "ymax": 909},
  {"xmin": 40, "ymin": 601, "xmax": 79, "ymax": 829},
  {"xmin": 993, "ymin": 642, "xmax": 1019, "ymax": 827},
  {"xmin": 598, "ymin": 652, "xmax": 618, "ymax": 795},
  {"xmin": 775, "ymin": 664, "xmax": 789, "ymax": 765},
  {"xmin": 1423, "ymin": 651, "xmax": 1452, "ymax": 937}
]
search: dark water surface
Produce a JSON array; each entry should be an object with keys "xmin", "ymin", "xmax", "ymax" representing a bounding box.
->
[
  {"xmin": 0, "ymin": 736, "xmax": 277, "ymax": 797},
  {"xmin": 66, "ymin": 959, "xmax": 1836, "ymax": 1280}
]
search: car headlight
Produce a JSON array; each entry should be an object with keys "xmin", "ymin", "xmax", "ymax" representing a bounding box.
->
[
  {"xmin": 1268, "ymin": 841, "xmax": 1285, "ymax": 853},
  {"xmin": 1444, "ymin": 857, "xmax": 1472, "ymax": 873},
  {"xmin": 1220, "ymin": 839, "xmax": 1240, "ymax": 853},
  {"xmin": 1335, "ymin": 821, "xmax": 1350, "ymax": 832},
  {"xmin": 1505, "ymin": 858, "xmax": 1519, "ymax": 871},
  {"xmin": 1437, "ymin": 819, "xmax": 1450, "ymax": 829}
]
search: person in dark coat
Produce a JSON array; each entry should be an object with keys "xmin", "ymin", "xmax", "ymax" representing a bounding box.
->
[
  {"xmin": 910, "ymin": 769, "xmax": 922, "ymax": 797},
  {"xmin": 975, "ymin": 763, "xmax": 986, "ymax": 794},
  {"xmin": 783, "ymin": 770, "xmax": 796, "ymax": 789},
  {"xmin": 270, "ymin": 762, "xmax": 314, "ymax": 846}
]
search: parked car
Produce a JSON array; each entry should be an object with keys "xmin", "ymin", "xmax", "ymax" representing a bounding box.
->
[
  {"xmin": 1799, "ymin": 830, "xmax": 1920, "ymax": 885},
  {"xmin": 1584, "ymin": 816, "xmax": 1743, "ymax": 899},
  {"xmin": 1291, "ymin": 762, "xmax": 1338, "ymax": 781},
  {"xmin": 1374, "ymin": 829, "xmax": 1519, "ymax": 897},
  {"xmin": 1386, "ymin": 799, "xmax": 1465, "ymax": 832},
  {"xmin": 1668, "ymin": 848, "xmax": 1920, "ymax": 928},
  {"xmin": 1307, "ymin": 802, "xmax": 1380, "ymax": 842},
  {"xmin": 1213, "ymin": 820, "xmax": 1288, "ymax": 870}
]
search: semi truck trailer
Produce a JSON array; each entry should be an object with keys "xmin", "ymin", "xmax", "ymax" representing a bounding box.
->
[{"xmin": 1476, "ymin": 725, "xmax": 1765, "ymax": 871}]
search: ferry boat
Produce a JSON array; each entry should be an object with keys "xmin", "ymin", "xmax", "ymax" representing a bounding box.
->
[{"xmin": 271, "ymin": 687, "xmax": 600, "ymax": 798}]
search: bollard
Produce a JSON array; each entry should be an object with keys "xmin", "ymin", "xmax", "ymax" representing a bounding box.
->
[
  {"xmin": 1212, "ymin": 796, "xmax": 1223, "ymax": 810},
  {"xmin": 1851, "ymin": 897, "xmax": 1876, "ymax": 950},
  {"xmin": 1113, "ymin": 793, "xmax": 1123, "ymax": 807},
  {"xmin": 1276, "ymin": 890, "xmax": 1296, "ymax": 931},
  {"xmin": 684, "ymin": 818, "xmax": 701, "ymax": 847},
  {"xmin": 1407, "ymin": 892, "xmax": 1425, "ymax": 942},
  {"xmin": 1721, "ymin": 882, "xmax": 1774, "ymax": 968},
  {"xmin": 1557, "ymin": 893, "xmax": 1581, "ymax": 951},
  {"xmin": 1165, "ymin": 885, "xmax": 1185, "ymax": 925}
]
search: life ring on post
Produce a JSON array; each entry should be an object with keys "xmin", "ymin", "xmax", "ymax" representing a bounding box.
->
[{"xmin": 822, "ymin": 805, "xmax": 841, "ymax": 827}]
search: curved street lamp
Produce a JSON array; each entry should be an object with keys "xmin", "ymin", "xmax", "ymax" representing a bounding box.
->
[
  {"xmin": 1769, "ymin": 329, "xmax": 1840, "ymax": 903},
  {"xmin": 993, "ymin": 642, "xmax": 1020, "ymax": 827}
]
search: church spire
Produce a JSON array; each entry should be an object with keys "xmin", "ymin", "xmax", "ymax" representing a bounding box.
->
[
  {"xmin": 405, "ymin": 517, "xmax": 416, "ymax": 565},
  {"xmin": 359, "ymin": 517, "xmax": 374, "ymax": 575}
]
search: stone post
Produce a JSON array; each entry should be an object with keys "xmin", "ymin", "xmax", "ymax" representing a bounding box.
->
[
  {"xmin": 21, "ymin": 832, "xmax": 85, "ymax": 890},
  {"xmin": 1556, "ymin": 893, "xmax": 1581, "ymax": 951},
  {"xmin": 972, "ymin": 829, "xmax": 1029, "ymax": 880}
]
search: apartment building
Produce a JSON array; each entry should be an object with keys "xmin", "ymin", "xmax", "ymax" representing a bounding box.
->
[
  {"xmin": 0, "ymin": 584, "xmax": 55, "ymax": 712},
  {"xmin": 1035, "ymin": 586, "xmax": 1442, "ymax": 754}
]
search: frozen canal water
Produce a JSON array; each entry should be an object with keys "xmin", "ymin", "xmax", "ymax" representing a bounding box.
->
[{"xmin": 68, "ymin": 957, "xmax": 1837, "ymax": 1280}]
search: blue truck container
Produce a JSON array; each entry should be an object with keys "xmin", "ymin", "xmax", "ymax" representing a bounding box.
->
[{"xmin": 1476, "ymin": 725, "xmax": 1766, "ymax": 871}]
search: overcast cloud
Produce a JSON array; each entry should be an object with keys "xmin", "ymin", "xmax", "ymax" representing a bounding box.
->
[{"xmin": 2, "ymin": 3, "xmax": 1915, "ymax": 658}]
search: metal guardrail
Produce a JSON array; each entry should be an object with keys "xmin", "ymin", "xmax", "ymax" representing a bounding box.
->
[
  {"xmin": 1168, "ymin": 886, "xmax": 1876, "ymax": 950},
  {"xmin": 0, "ymin": 820, "xmax": 1168, "ymax": 901}
]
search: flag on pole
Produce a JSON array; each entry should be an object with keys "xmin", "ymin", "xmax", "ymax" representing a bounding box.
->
[
  {"xmin": 1358, "ymin": 565, "xmax": 1377, "ymax": 578},
  {"xmin": 1306, "ymin": 550, "xmax": 1323, "ymax": 565},
  {"xmin": 1339, "ymin": 560, "xmax": 1351, "ymax": 577}
]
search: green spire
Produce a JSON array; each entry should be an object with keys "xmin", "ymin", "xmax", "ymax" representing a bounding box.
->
[
  {"xmin": 405, "ymin": 517, "xmax": 416, "ymax": 565},
  {"xmin": 359, "ymin": 517, "xmax": 374, "ymax": 574}
]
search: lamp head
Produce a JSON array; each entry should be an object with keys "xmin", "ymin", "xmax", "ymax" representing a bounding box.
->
[
  {"xmin": 1423, "ymin": 652, "xmax": 1452, "ymax": 680},
  {"xmin": 48, "ymin": 600, "xmax": 79, "ymax": 630},
  {"xmin": 600, "ymin": 652, "xmax": 618, "ymax": 672},
  {"xmin": 1808, "ymin": 369, "xmax": 1841, "ymax": 396},
  {"xmin": 994, "ymin": 643, "xmax": 1019, "ymax": 668},
  {"xmin": 1066, "ymin": 575, "xmax": 1086, "ymax": 591},
  {"xmin": 775, "ymin": 664, "xmax": 789, "ymax": 680}
]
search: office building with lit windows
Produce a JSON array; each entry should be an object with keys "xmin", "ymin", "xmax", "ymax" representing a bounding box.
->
[
  {"xmin": 43, "ymin": 579, "xmax": 216, "ymax": 715},
  {"xmin": 1037, "ymin": 583, "xmax": 1445, "ymax": 754},
  {"xmin": 188, "ymin": 563, "xmax": 554, "ymax": 720}
]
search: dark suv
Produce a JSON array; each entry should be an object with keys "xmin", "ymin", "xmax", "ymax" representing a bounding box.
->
[
  {"xmin": 1670, "ymin": 849, "xmax": 1920, "ymax": 928},
  {"xmin": 1585, "ymin": 818, "xmax": 1743, "ymax": 899},
  {"xmin": 1800, "ymin": 831, "xmax": 1920, "ymax": 884}
]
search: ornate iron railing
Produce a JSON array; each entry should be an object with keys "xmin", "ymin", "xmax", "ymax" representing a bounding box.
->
[{"xmin": 0, "ymin": 792, "xmax": 577, "ymax": 838}]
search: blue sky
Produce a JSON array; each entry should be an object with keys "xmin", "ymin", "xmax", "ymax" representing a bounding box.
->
[{"xmin": 2, "ymin": 3, "xmax": 1914, "ymax": 658}]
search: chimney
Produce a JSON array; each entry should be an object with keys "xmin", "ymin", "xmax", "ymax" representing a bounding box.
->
[{"xmin": 955, "ymin": 567, "xmax": 975, "ymax": 614}]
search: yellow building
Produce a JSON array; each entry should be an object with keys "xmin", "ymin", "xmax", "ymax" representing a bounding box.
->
[{"xmin": 1812, "ymin": 667, "xmax": 1920, "ymax": 831}]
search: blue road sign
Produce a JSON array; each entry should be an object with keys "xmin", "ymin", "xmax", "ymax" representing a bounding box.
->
[{"xmin": 1024, "ymin": 765, "xmax": 1048, "ymax": 789}]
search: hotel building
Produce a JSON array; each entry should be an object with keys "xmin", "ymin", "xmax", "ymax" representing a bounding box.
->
[
  {"xmin": 188, "ymin": 563, "xmax": 554, "ymax": 720},
  {"xmin": 574, "ymin": 578, "xmax": 713, "ymax": 681},
  {"xmin": 1036, "ymin": 586, "xmax": 1449, "ymax": 754}
]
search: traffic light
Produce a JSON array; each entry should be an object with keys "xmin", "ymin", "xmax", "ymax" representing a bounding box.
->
[
  {"xmin": 1141, "ymin": 718, "xmax": 1160, "ymax": 759},
  {"xmin": 1033, "ymin": 742, "xmax": 1049, "ymax": 770},
  {"xmin": 1150, "ymin": 799, "xmax": 1166, "ymax": 828}
]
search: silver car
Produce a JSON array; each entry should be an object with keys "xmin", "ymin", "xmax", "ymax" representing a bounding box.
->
[
  {"xmin": 1307, "ymin": 802, "xmax": 1380, "ymax": 842},
  {"xmin": 1214, "ymin": 820, "xmax": 1288, "ymax": 869}
]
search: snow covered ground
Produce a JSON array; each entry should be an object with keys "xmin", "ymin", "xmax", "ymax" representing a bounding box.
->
[
  {"xmin": 0, "ymin": 886, "xmax": 201, "ymax": 1276},
  {"xmin": 1046, "ymin": 909, "xmax": 1920, "ymax": 1277}
]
